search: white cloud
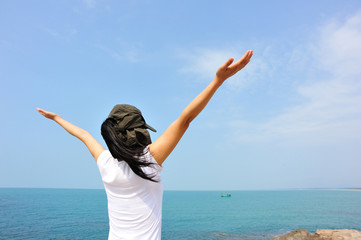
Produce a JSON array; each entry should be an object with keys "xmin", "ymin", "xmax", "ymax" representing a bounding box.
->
[
  {"xmin": 231, "ymin": 10, "xmax": 361, "ymax": 145},
  {"xmin": 178, "ymin": 48, "xmax": 234, "ymax": 79},
  {"xmin": 263, "ymin": 81, "xmax": 361, "ymax": 141},
  {"xmin": 178, "ymin": 11, "xmax": 361, "ymax": 145},
  {"xmin": 178, "ymin": 47, "xmax": 272, "ymax": 89},
  {"xmin": 316, "ymin": 10, "xmax": 361, "ymax": 78}
]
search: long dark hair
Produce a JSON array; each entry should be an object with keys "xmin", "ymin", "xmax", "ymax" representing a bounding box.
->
[{"xmin": 101, "ymin": 118, "xmax": 157, "ymax": 182}]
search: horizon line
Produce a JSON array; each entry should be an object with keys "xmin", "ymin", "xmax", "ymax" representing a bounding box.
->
[{"xmin": 1, "ymin": 187, "xmax": 360, "ymax": 191}]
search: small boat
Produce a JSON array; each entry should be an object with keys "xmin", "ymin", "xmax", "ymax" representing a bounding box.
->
[{"xmin": 221, "ymin": 193, "xmax": 231, "ymax": 197}]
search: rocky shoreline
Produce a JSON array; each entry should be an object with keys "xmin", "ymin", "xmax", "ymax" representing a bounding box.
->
[{"xmin": 273, "ymin": 229, "xmax": 361, "ymax": 240}]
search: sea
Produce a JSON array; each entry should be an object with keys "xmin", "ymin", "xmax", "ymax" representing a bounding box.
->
[{"xmin": 0, "ymin": 189, "xmax": 360, "ymax": 240}]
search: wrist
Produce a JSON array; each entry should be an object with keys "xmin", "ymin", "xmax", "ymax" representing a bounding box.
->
[
  {"xmin": 213, "ymin": 76, "xmax": 226, "ymax": 86},
  {"xmin": 53, "ymin": 115, "xmax": 62, "ymax": 121}
]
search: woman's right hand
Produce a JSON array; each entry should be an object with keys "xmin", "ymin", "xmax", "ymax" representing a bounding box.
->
[
  {"xmin": 37, "ymin": 108, "xmax": 61, "ymax": 120},
  {"xmin": 36, "ymin": 107, "xmax": 105, "ymax": 160}
]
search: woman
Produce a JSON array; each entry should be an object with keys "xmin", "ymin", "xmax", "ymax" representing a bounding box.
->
[{"xmin": 37, "ymin": 50, "xmax": 253, "ymax": 240}]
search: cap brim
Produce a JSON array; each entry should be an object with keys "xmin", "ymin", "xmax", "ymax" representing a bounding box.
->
[{"xmin": 145, "ymin": 123, "xmax": 157, "ymax": 132}]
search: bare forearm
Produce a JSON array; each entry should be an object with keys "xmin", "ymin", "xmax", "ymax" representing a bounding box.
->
[
  {"xmin": 37, "ymin": 107, "xmax": 105, "ymax": 160},
  {"xmin": 146, "ymin": 51, "xmax": 253, "ymax": 165},
  {"xmin": 53, "ymin": 116, "xmax": 88, "ymax": 140},
  {"xmin": 181, "ymin": 76, "xmax": 223, "ymax": 124}
]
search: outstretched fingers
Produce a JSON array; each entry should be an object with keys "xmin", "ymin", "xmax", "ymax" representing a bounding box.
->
[
  {"xmin": 36, "ymin": 107, "xmax": 59, "ymax": 120},
  {"xmin": 215, "ymin": 50, "xmax": 253, "ymax": 82},
  {"xmin": 230, "ymin": 50, "xmax": 253, "ymax": 71},
  {"xmin": 37, "ymin": 107, "xmax": 46, "ymax": 116},
  {"xmin": 219, "ymin": 57, "xmax": 234, "ymax": 71}
]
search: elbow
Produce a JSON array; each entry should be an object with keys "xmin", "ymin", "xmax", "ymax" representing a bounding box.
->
[
  {"xmin": 180, "ymin": 109, "xmax": 194, "ymax": 126},
  {"xmin": 182, "ymin": 115, "xmax": 193, "ymax": 128},
  {"xmin": 184, "ymin": 117, "xmax": 193, "ymax": 127},
  {"xmin": 184, "ymin": 120, "xmax": 191, "ymax": 130}
]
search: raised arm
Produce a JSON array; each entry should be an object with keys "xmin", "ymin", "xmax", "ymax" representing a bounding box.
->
[
  {"xmin": 37, "ymin": 108, "xmax": 105, "ymax": 160},
  {"xmin": 149, "ymin": 50, "xmax": 253, "ymax": 165}
]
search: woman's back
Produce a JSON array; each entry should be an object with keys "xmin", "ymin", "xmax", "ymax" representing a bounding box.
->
[
  {"xmin": 37, "ymin": 50, "xmax": 253, "ymax": 240},
  {"xmin": 97, "ymin": 148, "xmax": 163, "ymax": 240}
]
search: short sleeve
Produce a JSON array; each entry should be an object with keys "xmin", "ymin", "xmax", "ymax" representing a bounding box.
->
[
  {"xmin": 144, "ymin": 147, "xmax": 163, "ymax": 172},
  {"xmin": 97, "ymin": 150, "xmax": 113, "ymax": 169}
]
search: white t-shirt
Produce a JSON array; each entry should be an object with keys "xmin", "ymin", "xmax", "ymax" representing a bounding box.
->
[{"xmin": 97, "ymin": 147, "xmax": 163, "ymax": 240}]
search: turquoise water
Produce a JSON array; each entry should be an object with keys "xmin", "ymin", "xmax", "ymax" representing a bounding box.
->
[{"xmin": 0, "ymin": 189, "xmax": 360, "ymax": 239}]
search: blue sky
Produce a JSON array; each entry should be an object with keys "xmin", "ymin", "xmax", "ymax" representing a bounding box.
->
[{"xmin": 1, "ymin": 0, "xmax": 361, "ymax": 190}]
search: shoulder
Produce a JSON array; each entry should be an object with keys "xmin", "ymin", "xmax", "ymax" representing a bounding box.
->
[
  {"xmin": 147, "ymin": 144, "xmax": 163, "ymax": 166},
  {"xmin": 144, "ymin": 146, "xmax": 163, "ymax": 171},
  {"xmin": 96, "ymin": 150, "xmax": 113, "ymax": 166}
]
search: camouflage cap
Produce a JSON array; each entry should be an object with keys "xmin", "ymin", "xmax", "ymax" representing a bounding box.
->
[{"xmin": 107, "ymin": 104, "xmax": 156, "ymax": 148}]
